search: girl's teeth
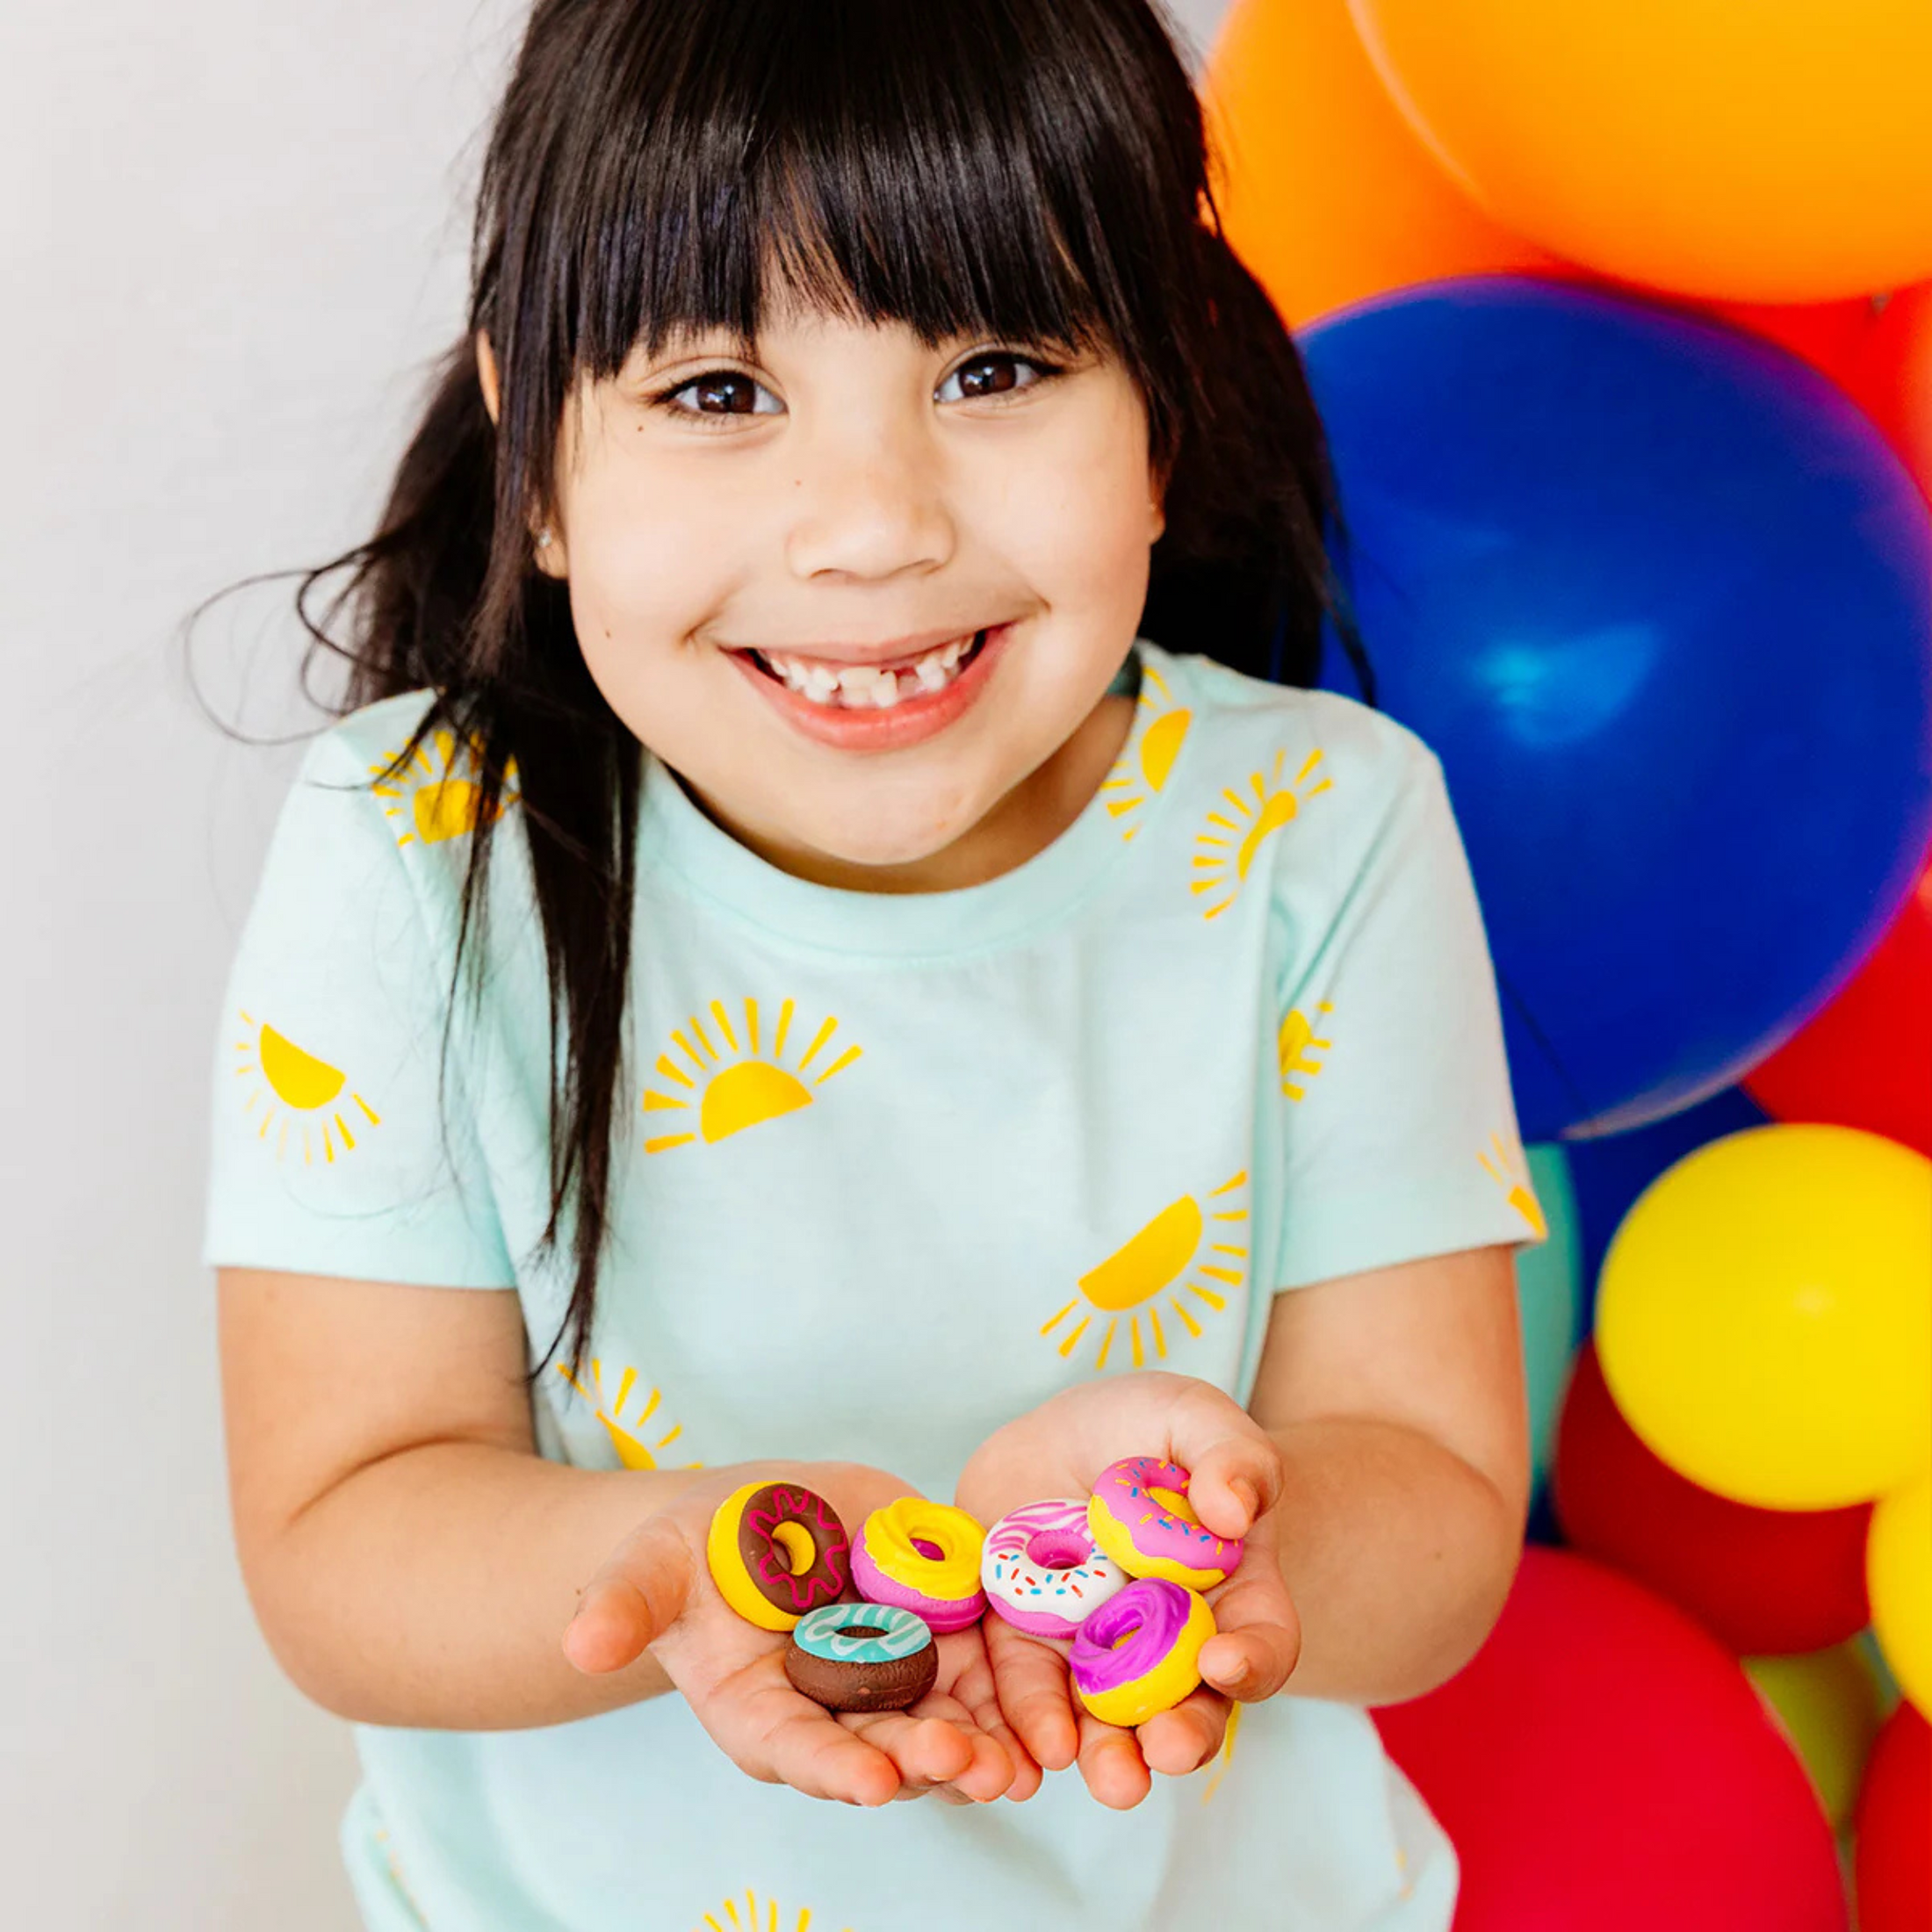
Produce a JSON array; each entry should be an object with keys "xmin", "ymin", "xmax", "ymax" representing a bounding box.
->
[{"xmin": 758, "ymin": 633, "xmax": 979, "ymax": 709}]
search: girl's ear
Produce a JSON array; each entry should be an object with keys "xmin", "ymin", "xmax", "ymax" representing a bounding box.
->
[
  {"xmin": 477, "ymin": 330, "xmax": 569, "ymax": 577},
  {"xmin": 476, "ymin": 331, "xmax": 502, "ymax": 425}
]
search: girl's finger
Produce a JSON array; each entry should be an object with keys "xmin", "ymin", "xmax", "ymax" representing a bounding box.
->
[
  {"xmin": 842, "ymin": 1708, "xmax": 978, "ymax": 1790},
  {"xmin": 1198, "ymin": 1521, "xmax": 1301, "ymax": 1702},
  {"xmin": 847, "ymin": 1691, "xmax": 1020, "ymax": 1805},
  {"xmin": 562, "ymin": 1515, "xmax": 694, "ymax": 1675},
  {"xmin": 760, "ymin": 1702, "xmax": 910, "ymax": 1806},
  {"xmin": 948, "ymin": 1678, "xmax": 1044, "ymax": 1803},
  {"xmin": 1135, "ymin": 1685, "xmax": 1229, "ymax": 1778},
  {"xmin": 1165, "ymin": 1386, "xmax": 1289, "ymax": 1541},
  {"xmin": 1073, "ymin": 1706, "xmax": 1153, "ymax": 1811},
  {"xmin": 983, "ymin": 1618, "xmax": 1081, "ymax": 1771},
  {"xmin": 700, "ymin": 1652, "xmax": 905, "ymax": 1806},
  {"xmin": 929, "ymin": 1632, "xmax": 1043, "ymax": 1799}
]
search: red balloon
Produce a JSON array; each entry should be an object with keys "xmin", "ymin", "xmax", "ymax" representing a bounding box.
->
[
  {"xmin": 1551, "ymin": 1343, "xmax": 1872, "ymax": 1653},
  {"xmin": 1744, "ymin": 855, "xmax": 1932, "ymax": 1159},
  {"xmin": 1373, "ymin": 1548, "xmax": 1847, "ymax": 1931},
  {"xmin": 1855, "ymin": 1704, "xmax": 1932, "ymax": 1932},
  {"xmin": 1871, "ymin": 284, "xmax": 1932, "ymax": 496},
  {"xmin": 1703, "ymin": 284, "xmax": 1931, "ymax": 505}
]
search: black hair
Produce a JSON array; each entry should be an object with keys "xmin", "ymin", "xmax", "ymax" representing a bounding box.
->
[{"xmin": 205, "ymin": 0, "xmax": 1372, "ymax": 1374}]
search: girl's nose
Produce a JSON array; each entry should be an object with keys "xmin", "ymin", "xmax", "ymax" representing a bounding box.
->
[{"xmin": 783, "ymin": 422, "xmax": 957, "ymax": 582}]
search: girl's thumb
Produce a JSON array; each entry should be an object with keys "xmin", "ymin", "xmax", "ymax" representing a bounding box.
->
[
  {"xmin": 1179, "ymin": 1430, "xmax": 1287, "ymax": 1542},
  {"xmin": 562, "ymin": 1516, "xmax": 694, "ymax": 1675}
]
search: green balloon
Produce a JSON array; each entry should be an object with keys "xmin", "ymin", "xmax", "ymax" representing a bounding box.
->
[{"xmin": 1517, "ymin": 1143, "xmax": 1583, "ymax": 1497}]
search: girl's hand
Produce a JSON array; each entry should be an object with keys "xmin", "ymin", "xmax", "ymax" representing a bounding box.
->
[
  {"xmin": 562, "ymin": 1461, "xmax": 1040, "ymax": 1808},
  {"xmin": 955, "ymin": 1373, "xmax": 1301, "ymax": 1810}
]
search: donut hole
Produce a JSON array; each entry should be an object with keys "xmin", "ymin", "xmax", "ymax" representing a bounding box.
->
[
  {"xmin": 772, "ymin": 1521, "xmax": 818, "ymax": 1576},
  {"xmin": 912, "ymin": 1538, "xmax": 946, "ymax": 1561},
  {"xmin": 1110, "ymin": 1620, "xmax": 1142, "ymax": 1649},
  {"xmin": 839, "ymin": 1623, "xmax": 889, "ymax": 1642},
  {"xmin": 1026, "ymin": 1531, "xmax": 1091, "ymax": 1571},
  {"xmin": 1147, "ymin": 1485, "xmax": 1200, "ymax": 1526}
]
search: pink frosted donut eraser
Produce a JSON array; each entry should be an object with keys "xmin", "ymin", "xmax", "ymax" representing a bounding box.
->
[{"xmin": 1086, "ymin": 1455, "xmax": 1243, "ymax": 1590}]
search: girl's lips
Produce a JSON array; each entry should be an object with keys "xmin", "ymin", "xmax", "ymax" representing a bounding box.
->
[{"xmin": 726, "ymin": 622, "xmax": 1016, "ymax": 752}]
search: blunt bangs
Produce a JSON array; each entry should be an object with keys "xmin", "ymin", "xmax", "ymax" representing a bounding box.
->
[{"xmin": 482, "ymin": 0, "xmax": 1210, "ymax": 448}]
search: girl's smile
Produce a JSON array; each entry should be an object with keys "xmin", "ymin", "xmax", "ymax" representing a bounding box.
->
[{"xmin": 722, "ymin": 620, "xmax": 1011, "ymax": 752}]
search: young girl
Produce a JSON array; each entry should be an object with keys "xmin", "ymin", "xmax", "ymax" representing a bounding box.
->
[{"xmin": 205, "ymin": 1, "xmax": 1545, "ymax": 1924}]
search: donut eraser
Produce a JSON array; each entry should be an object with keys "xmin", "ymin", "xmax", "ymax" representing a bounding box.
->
[
  {"xmin": 1086, "ymin": 1455, "xmax": 1243, "ymax": 1590},
  {"xmin": 1069, "ymin": 1576, "xmax": 1215, "ymax": 1728},
  {"xmin": 706, "ymin": 1480, "xmax": 851, "ymax": 1632},
  {"xmin": 783, "ymin": 1604, "xmax": 938, "ymax": 1712},
  {"xmin": 852, "ymin": 1497, "xmax": 987, "ymax": 1633},
  {"xmin": 981, "ymin": 1498, "xmax": 1129, "ymax": 1640}
]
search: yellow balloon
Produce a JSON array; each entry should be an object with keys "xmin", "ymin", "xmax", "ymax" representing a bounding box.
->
[
  {"xmin": 1347, "ymin": 0, "xmax": 1932, "ymax": 304},
  {"xmin": 1743, "ymin": 1640, "xmax": 1886, "ymax": 1830},
  {"xmin": 1868, "ymin": 1476, "xmax": 1932, "ymax": 1722},
  {"xmin": 1597, "ymin": 1125, "xmax": 1932, "ymax": 1510}
]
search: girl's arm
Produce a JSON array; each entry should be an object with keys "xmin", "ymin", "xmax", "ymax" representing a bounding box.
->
[
  {"xmin": 1244, "ymin": 1239, "xmax": 1530, "ymax": 1705},
  {"xmin": 220, "ymin": 1267, "xmax": 1030, "ymax": 1805},
  {"xmin": 220, "ymin": 1265, "xmax": 688, "ymax": 1729}
]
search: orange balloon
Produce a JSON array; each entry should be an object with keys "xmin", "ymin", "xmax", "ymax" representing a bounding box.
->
[
  {"xmin": 1347, "ymin": 0, "xmax": 1932, "ymax": 304},
  {"xmin": 1203, "ymin": 0, "xmax": 1558, "ymax": 329}
]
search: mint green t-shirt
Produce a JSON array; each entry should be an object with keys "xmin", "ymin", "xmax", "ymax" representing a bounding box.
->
[{"xmin": 203, "ymin": 640, "xmax": 1544, "ymax": 1931}]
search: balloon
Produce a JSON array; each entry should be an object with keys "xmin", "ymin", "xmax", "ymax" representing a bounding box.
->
[
  {"xmin": 1371, "ymin": 1547, "xmax": 1847, "ymax": 1930},
  {"xmin": 1702, "ymin": 285, "xmax": 1932, "ymax": 509},
  {"xmin": 1203, "ymin": 0, "xmax": 1557, "ymax": 328},
  {"xmin": 1853, "ymin": 1704, "xmax": 1932, "ymax": 1932},
  {"xmin": 1345, "ymin": 0, "xmax": 1932, "ymax": 303},
  {"xmin": 1517, "ymin": 1144, "xmax": 1582, "ymax": 1502},
  {"xmin": 1747, "ymin": 856, "xmax": 1932, "ymax": 1158},
  {"xmin": 1868, "ymin": 1477, "xmax": 1932, "ymax": 1721},
  {"xmin": 1561, "ymin": 1086, "xmax": 1770, "ymax": 1330},
  {"xmin": 1305, "ymin": 278, "xmax": 1932, "ymax": 1140},
  {"xmin": 1744, "ymin": 1641, "xmax": 1888, "ymax": 1832},
  {"xmin": 1867, "ymin": 285, "xmax": 1932, "ymax": 500},
  {"xmin": 1596, "ymin": 1125, "xmax": 1932, "ymax": 1510},
  {"xmin": 1554, "ymin": 1342, "xmax": 1871, "ymax": 1655}
]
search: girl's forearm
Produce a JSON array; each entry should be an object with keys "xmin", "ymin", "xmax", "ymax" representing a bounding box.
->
[
  {"xmin": 248, "ymin": 1441, "xmax": 704, "ymax": 1730},
  {"xmin": 1264, "ymin": 1415, "xmax": 1524, "ymax": 1707}
]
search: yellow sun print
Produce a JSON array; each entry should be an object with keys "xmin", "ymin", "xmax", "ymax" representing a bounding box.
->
[
  {"xmin": 232, "ymin": 1010, "xmax": 380, "ymax": 1164},
  {"xmin": 1193, "ymin": 747, "xmax": 1332, "ymax": 919},
  {"xmin": 371, "ymin": 729, "xmax": 520, "ymax": 848},
  {"xmin": 1279, "ymin": 1002, "xmax": 1335, "ymax": 1100},
  {"xmin": 696, "ymin": 1891, "xmax": 851, "ymax": 1932},
  {"xmin": 1201, "ymin": 1698, "xmax": 1243, "ymax": 1805},
  {"xmin": 1041, "ymin": 1172, "xmax": 1250, "ymax": 1370},
  {"xmin": 643, "ymin": 998, "xmax": 861, "ymax": 1155},
  {"xmin": 556, "ymin": 1359, "xmax": 702, "ymax": 1470},
  {"xmin": 1100, "ymin": 661, "xmax": 1193, "ymax": 842},
  {"xmin": 1479, "ymin": 1134, "xmax": 1548, "ymax": 1238}
]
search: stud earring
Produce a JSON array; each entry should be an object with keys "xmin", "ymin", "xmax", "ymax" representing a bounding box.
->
[{"xmin": 536, "ymin": 528, "xmax": 554, "ymax": 548}]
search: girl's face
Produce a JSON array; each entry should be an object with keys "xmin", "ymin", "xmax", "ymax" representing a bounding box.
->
[{"xmin": 514, "ymin": 303, "xmax": 1164, "ymax": 890}]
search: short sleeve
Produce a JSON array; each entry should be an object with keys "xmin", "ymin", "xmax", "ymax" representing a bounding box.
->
[
  {"xmin": 1272, "ymin": 746, "xmax": 1547, "ymax": 1289},
  {"xmin": 201, "ymin": 724, "xmax": 517, "ymax": 1287}
]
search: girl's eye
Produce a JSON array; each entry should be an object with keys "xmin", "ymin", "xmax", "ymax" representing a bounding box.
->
[
  {"xmin": 936, "ymin": 351, "xmax": 1058, "ymax": 405},
  {"xmin": 659, "ymin": 371, "xmax": 782, "ymax": 419}
]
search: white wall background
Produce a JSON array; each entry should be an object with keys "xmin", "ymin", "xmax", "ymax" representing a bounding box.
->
[{"xmin": 1, "ymin": 1, "xmax": 1231, "ymax": 1923}]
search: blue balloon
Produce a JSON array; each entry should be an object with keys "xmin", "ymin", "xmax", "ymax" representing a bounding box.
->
[{"xmin": 1301, "ymin": 278, "xmax": 1932, "ymax": 1141}]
